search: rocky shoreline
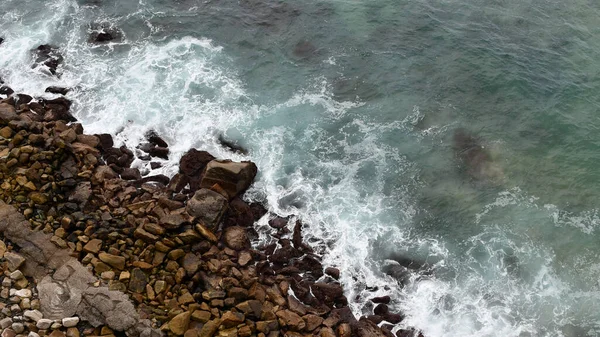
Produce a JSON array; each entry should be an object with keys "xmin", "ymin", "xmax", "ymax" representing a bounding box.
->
[{"xmin": 0, "ymin": 78, "xmax": 422, "ymax": 337}]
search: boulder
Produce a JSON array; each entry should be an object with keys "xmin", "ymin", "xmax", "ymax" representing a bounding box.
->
[
  {"xmin": 120, "ymin": 168, "xmax": 141, "ymax": 180},
  {"xmin": 45, "ymin": 86, "xmax": 70, "ymax": 95},
  {"xmin": 200, "ymin": 160, "xmax": 257, "ymax": 198},
  {"xmin": 0, "ymin": 86, "xmax": 14, "ymax": 96},
  {"xmin": 223, "ymin": 226, "xmax": 249, "ymax": 251},
  {"xmin": 179, "ymin": 149, "xmax": 215, "ymax": 177},
  {"xmin": 0, "ymin": 103, "xmax": 17, "ymax": 122},
  {"xmin": 145, "ymin": 130, "xmax": 168, "ymax": 148},
  {"xmin": 185, "ymin": 188, "xmax": 228, "ymax": 229}
]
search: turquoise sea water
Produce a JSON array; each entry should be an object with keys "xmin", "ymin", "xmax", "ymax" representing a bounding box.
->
[{"xmin": 3, "ymin": 0, "xmax": 600, "ymax": 336}]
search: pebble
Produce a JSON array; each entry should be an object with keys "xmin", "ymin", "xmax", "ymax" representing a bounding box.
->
[
  {"xmin": 28, "ymin": 332, "xmax": 39, "ymax": 337},
  {"xmin": 9, "ymin": 272, "xmax": 23, "ymax": 281},
  {"xmin": 61, "ymin": 317, "xmax": 79, "ymax": 328},
  {"xmin": 35, "ymin": 319, "xmax": 52, "ymax": 330},
  {"xmin": 11, "ymin": 323, "xmax": 24, "ymax": 334},
  {"xmin": 23, "ymin": 310, "xmax": 42, "ymax": 322},
  {"xmin": 14, "ymin": 290, "xmax": 31, "ymax": 298},
  {"xmin": 0, "ymin": 318, "xmax": 13, "ymax": 329}
]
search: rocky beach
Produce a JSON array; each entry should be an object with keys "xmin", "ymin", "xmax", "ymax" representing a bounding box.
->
[{"xmin": 0, "ymin": 69, "xmax": 420, "ymax": 337}]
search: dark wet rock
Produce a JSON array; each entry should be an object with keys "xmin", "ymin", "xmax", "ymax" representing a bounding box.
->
[
  {"xmin": 160, "ymin": 213, "xmax": 190, "ymax": 230},
  {"xmin": 186, "ymin": 188, "xmax": 228, "ymax": 229},
  {"xmin": 150, "ymin": 162, "xmax": 162, "ymax": 170},
  {"xmin": 0, "ymin": 37, "xmax": 3, "ymax": 45},
  {"xmin": 218, "ymin": 134, "xmax": 248, "ymax": 154},
  {"xmin": 293, "ymin": 40, "xmax": 317, "ymax": 58},
  {"xmin": 42, "ymin": 97, "xmax": 76, "ymax": 122},
  {"xmin": 0, "ymin": 86, "xmax": 14, "ymax": 96},
  {"xmin": 179, "ymin": 149, "xmax": 215, "ymax": 177},
  {"xmin": 371, "ymin": 295, "xmax": 391, "ymax": 304},
  {"xmin": 128, "ymin": 268, "xmax": 148, "ymax": 293},
  {"xmin": 373, "ymin": 304, "xmax": 389, "ymax": 316},
  {"xmin": 96, "ymin": 133, "xmax": 114, "ymax": 150},
  {"xmin": 16, "ymin": 94, "xmax": 32, "ymax": 104},
  {"xmin": 325, "ymin": 267, "xmax": 340, "ymax": 280},
  {"xmin": 45, "ymin": 86, "xmax": 70, "ymax": 95},
  {"xmin": 145, "ymin": 130, "xmax": 168, "ymax": 148},
  {"xmin": 200, "ymin": 160, "xmax": 258, "ymax": 199},
  {"xmin": 223, "ymin": 197, "xmax": 254, "ymax": 227},
  {"xmin": 383, "ymin": 312, "xmax": 404, "ymax": 324},
  {"xmin": 269, "ymin": 243, "xmax": 302, "ymax": 265},
  {"xmin": 354, "ymin": 317, "xmax": 388, "ymax": 337},
  {"xmin": 121, "ymin": 167, "xmax": 141, "ymax": 180},
  {"xmin": 89, "ymin": 22, "xmax": 123, "ymax": 43},
  {"xmin": 139, "ymin": 174, "xmax": 170, "ymax": 186},
  {"xmin": 149, "ymin": 146, "xmax": 169, "ymax": 159},
  {"xmin": 167, "ymin": 173, "xmax": 189, "ymax": 193},
  {"xmin": 33, "ymin": 44, "xmax": 63, "ymax": 75},
  {"xmin": 269, "ymin": 217, "xmax": 288, "ymax": 229},
  {"xmin": 311, "ymin": 283, "xmax": 344, "ymax": 306}
]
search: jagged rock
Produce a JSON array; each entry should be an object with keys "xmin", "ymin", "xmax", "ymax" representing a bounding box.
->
[
  {"xmin": 186, "ymin": 189, "xmax": 228, "ymax": 229},
  {"xmin": 69, "ymin": 182, "xmax": 92, "ymax": 206},
  {"xmin": 83, "ymin": 239, "xmax": 103, "ymax": 254},
  {"xmin": 128, "ymin": 268, "xmax": 148, "ymax": 293},
  {"xmin": 169, "ymin": 311, "xmax": 191, "ymax": 336},
  {"xmin": 0, "ymin": 103, "xmax": 17, "ymax": 122},
  {"xmin": 275, "ymin": 310, "xmax": 305, "ymax": 331},
  {"xmin": 182, "ymin": 253, "xmax": 200, "ymax": 276},
  {"xmin": 200, "ymin": 160, "xmax": 257, "ymax": 199},
  {"xmin": 4, "ymin": 252, "xmax": 25, "ymax": 271},
  {"xmin": 223, "ymin": 226, "xmax": 249, "ymax": 251},
  {"xmin": 220, "ymin": 311, "xmax": 244, "ymax": 328},
  {"xmin": 179, "ymin": 149, "xmax": 214, "ymax": 177},
  {"xmin": 99, "ymin": 253, "xmax": 126, "ymax": 270}
]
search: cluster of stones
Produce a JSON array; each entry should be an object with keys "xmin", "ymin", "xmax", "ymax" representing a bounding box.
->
[
  {"xmin": 0, "ymin": 239, "xmax": 88, "ymax": 337},
  {"xmin": 0, "ymin": 83, "xmax": 424, "ymax": 337}
]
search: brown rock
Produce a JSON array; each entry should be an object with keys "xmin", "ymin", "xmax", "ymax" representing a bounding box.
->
[
  {"xmin": 200, "ymin": 160, "xmax": 257, "ymax": 198},
  {"xmin": 128, "ymin": 268, "xmax": 148, "ymax": 293},
  {"xmin": 0, "ymin": 103, "xmax": 17, "ymax": 122},
  {"xmin": 98, "ymin": 252, "xmax": 126, "ymax": 270},
  {"xmin": 170, "ymin": 311, "xmax": 192, "ymax": 335},
  {"xmin": 179, "ymin": 149, "xmax": 215, "ymax": 177},
  {"xmin": 83, "ymin": 239, "xmax": 103, "ymax": 254},
  {"xmin": 303, "ymin": 314, "xmax": 323, "ymax": 332},
  {"xmin": 223, "ymin": 226, "xmax": 249, "ymax": 251},
  {"xmin": 220, "ymin": 311, "xmax": 245, "ymax": 328},
  {"xmin": 182, "ymin": 253, "xmax": 201, "ymax": 276},
  {"xmin": 198, "ymin": 319, "xmax": 220, "ymax": 337},
  {"xmin": 275, "ymin": 310, "xmax": 305, "ymax": 331},
  {"xmin": 186, "ymin": 189, "xmax": 228, "ymax": 229},
  {"xmin": 195, "ymin": 223, "xmax": 217, "ymax": 243}
]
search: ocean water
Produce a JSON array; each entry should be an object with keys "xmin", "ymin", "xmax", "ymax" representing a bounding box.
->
[{"xmin": 2, "ymin": 0, "xmax": 600, "ymax": 336}]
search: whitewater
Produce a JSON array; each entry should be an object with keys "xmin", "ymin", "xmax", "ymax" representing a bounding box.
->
[{"xmin": 3, "ymin": 0, "xmax": 600, "ymax": 336}]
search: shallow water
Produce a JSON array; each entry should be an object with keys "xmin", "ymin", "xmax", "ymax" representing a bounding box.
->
[{"xmin": 3, "ymin": 0, "xmax": 600, "ymax": 336}]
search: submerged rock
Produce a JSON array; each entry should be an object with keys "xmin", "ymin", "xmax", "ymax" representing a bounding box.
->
[
  {"xmin": 89, "ymin": 22, "xmax": 123, "ymax": 43},
  {"xmin": 453, "ymin": 128, "xmax": 504, "ymax": 184},
  {"xmin": 33, "ymin": 45, "xmax": 63, "ymax": 75}
]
